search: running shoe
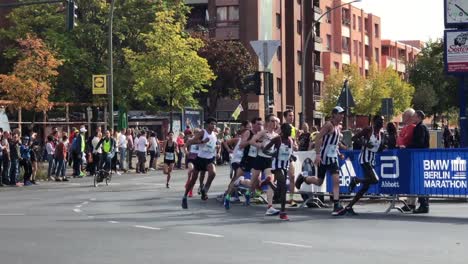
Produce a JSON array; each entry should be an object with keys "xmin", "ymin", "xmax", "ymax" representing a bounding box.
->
[
  {"xmin": 348, "ymin": 177, "xmax": 358, "ymax": 192},
  {"xmin": 334, "ymin": 206, "xmax": 348, "ymax": 216},
  {"xmin": 24, "ymin": 181, "xmax": 33, "ymax": 186},
  {"xmin": 346, "ymin": 207, "xmax": 359, "ymax": 216},
  {"xmin": 265, "ymin": 207, "xmax": 280, "ymax": 216},
  {"xmin": 224, "ymin": 196, "xmax": 230, "ymax": 210},
  {"xmin": 295, "ymin": 174, "xmax": 304, "ymax": 190},
  {"xmin": 200, "ymin": 188, "xmax": 208, "ymax": 201},
  {"xmin": 279, "ymin": 212, "xmax": 290, "ymax": 221},
  {"xmin": 188, "ymin": 190, "xmax": 193, "ymax": 198},
  {"xmin": 198, "ymin": 184, "xmax": 204, "ymax": 195},
  {"xmin": 182, "ymin": 197, "xmax": 188, "ymax": 209},
  {"xmin": 166, "ymin": 183, "xmax": 170, "ymax": 189},
  {"xmin": 244, "ymin": 192, "xmax": 251, "ymax": 206},
  {"xmin": 331, "ymin": 203, "xmax": 344, "ymax": 216}
]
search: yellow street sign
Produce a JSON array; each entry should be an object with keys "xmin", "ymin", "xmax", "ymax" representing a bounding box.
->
[{"xmin": 92, "ymin": 75, "xmax": 107, "ymax": 95}]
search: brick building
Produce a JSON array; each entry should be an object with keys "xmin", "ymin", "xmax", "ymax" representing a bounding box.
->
[{"xmin": 381, "ymin": 39, "xmax": 422, "ymax": 78}]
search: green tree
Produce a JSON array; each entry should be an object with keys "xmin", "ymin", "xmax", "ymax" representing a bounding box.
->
[
  {"xmin": 411, "ymin": 82, "xmax": 438, "ymax": 115},
  {"xmin": 196, "ymin": 35, "xmax": 255, "ymax": 116},
  {"xmin": 0, "ymin": 0, "xmax": 187, "ymax": 109},
  {"xmin": 0, "ymin": 34, "xmax": 62, "ymax": 127},
  {"xmin": 124, "ymin": 11, "xmax": 214, "ymax": 132},
  {"xmin": 407, "ymin": 39, "xmax": 458, "ymax": 123},
  {"xmin": 321, "ymin": 63, "xmax": 414, "ymax": 119}
]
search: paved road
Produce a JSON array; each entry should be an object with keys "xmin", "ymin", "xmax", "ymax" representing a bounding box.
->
[{"xmin": 0, "ymin": 166, "xmax": 467, "ymax": 264}]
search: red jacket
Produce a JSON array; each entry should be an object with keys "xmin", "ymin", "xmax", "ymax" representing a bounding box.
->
[{"xmin": 397, "ymin": 124, "xmax": 416, "ymax": 147}]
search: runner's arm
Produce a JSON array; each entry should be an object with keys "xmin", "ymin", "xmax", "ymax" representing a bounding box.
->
[
  {"xmin": 314, "ymin": 123, "xmax": 333, "ymax": 153},
  {"xmin": 239, "ymin": 130, "xmax": 251, "ymax": 148}
]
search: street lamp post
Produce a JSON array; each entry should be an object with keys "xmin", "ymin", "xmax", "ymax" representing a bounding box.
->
[
  {"xmin": 301, "ymin": 0, "xmax": 361, "ymax": 125},
  {"xmin": 108, "ymin": 0, "xmax": 115, "ymax": 130}
]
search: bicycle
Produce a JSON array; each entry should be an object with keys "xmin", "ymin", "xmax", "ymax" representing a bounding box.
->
[{"xmin": 94, "ymin": 155, "xmax": 113, "ymax": 187}]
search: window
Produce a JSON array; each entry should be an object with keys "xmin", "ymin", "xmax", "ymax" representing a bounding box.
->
[
  {"xmin": 297, "ymin": 20, "xmax": 302, "ymax": 35},
  {"xmin": 342, "ymin": 8, "xmax": 350, "ymax": 26},
  {"xmin": 365, "ymin": 45, "xmax": 370, "ymax": 58},
  {"xmin": 374, "ymin": 23, "xmax": 379, "ymax": 38},
  {"xmin": 375, "ymin": 47, "xmax": 380, "ymax": 63},
  {"xmin": 358, "ymin": 16, "xmax": 362, "ymax": 31},
  {"xmin": 298, "ymin": 81, "xmax": 302, "ymax": 96},
  {"xmin": 297, "ymin": 51, "xmax": 302, "ymax": 65},
  {"xmin": 342, "ymin": 37, "xmax": 350, "ymax": 52},
  {"xmin": 353, "ymin": 40, "xmax": 358, "ymax": 56},
  {"xmin": 359, "ymin": 41, "xmax": 362, "ymax": 56},
  {"xmin": 229, "ymin": 6, "xmax": 239, "ymax": 21},
  {"xmin": 276, "ymin": 13, "xmax": 281, "ymax": 29},
  {"xmin": 326, "ymin": 34, "xmax": 332, "ymax": 50},
  {"xmin": 334, "ymin": 62, "xmax": 340, "ymax": 69},
  {"xmin": 364, "ymin": 18, "xmax": 369, "ymax": 32},
  {"xmin": 353, "ymin": 15, "xmax": 356, "ymax": 30},
  {"xmin": 216, "ymin": 7, "xmax": 227, "ymax": 21},
  {"xmin": 277, "ymin": 47, "xmax": 282, "ymax": 61},
  {"xmin": 217, "ymin": 6, "xmax": 239, "ymax": 21},
  {"xmin": 277, "ymin": 78, "xmax": 282, "ymax": 94},
  {"xmin": 326, "ymin": 7, "xmax": 332, "ymax": 23}
]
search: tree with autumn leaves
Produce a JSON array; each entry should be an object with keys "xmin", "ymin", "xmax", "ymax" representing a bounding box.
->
[{"xmin": 0, "ymin": 34, "xmax": 62, "ymax": 126}]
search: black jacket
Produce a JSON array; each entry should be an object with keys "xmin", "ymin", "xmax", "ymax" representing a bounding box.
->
[{"xmin": 408, "ymin": 121, "xmax": 429, "ymax": 149}]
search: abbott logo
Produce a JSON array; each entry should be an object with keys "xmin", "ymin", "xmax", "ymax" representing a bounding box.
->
[{"xmin": 380, "ymin": 156, "xmax": 399, "ymax": 179}]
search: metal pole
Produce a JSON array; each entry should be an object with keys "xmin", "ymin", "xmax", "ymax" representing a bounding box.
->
[
  {"xmin": 459, "ymin": 76, "xmax": 467, "ymax": 147},
  {"xmin": 108, "ymin": 0, "xmax": 115, "ymax": 130},
  {"xmin": 345, "ymin": 80, "xmax": 349, "ymax": 129},
  {"xmin": 263, "ymin": 42, "xmax": 269, "ymax": 120},
  {"xmin": 301, "ymin": 0, "xmax": 361, "ymax": 125}
]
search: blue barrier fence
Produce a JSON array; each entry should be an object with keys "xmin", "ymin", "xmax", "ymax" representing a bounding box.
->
[{"xmin": 326, "ymin": 149, "xmax": 468, "ymax": 197}]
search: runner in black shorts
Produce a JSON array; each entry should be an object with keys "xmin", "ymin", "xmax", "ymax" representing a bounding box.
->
[
  {"xmin": 184, "ymin": 128, "xmax": 201, "ymax": 197},
  {"xmin": 295, "ymin": 106, "xmax": 345, "ymax": 215},
  {"xmin": 182, "ymin": 118, "xmax": 218, "ymax": 209},
  {"xmin": 163, "ymin": 132, "xmax": 178, "ymax": 188}
]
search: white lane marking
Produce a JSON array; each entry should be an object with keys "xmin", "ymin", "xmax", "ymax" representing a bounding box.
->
[
  {"xmin": 82, "ymin": 201, "xmax": 89, "ymax": 205},
  {"xmin": 134, "ymin": 225, "xmax": 161, "ymax": 230},
  {"xmin": 73, "ymin": 209, "xmax": 82, "ymax": 213},
  {"xmin": 263, "ymin": 241, "xmax": 313, "ymax": 248},
  {"xmin": 90, "ymin": 198, "xmax": 96, "ymax": 201},
  {"xmin": 0, "ymin": 213, "xmax": 25, "ymax": 216},
  {"xmin": 131, "ymin": 176, "xmax": 153, "ymax": 181},
  {"xmin": 88, "ymin": 216, "xmax": 95, "ymax": 219},
  {"xmin": 75, "ymin": 205, "xmax": 82, "ymax": 208},
  {"xmin": 108, "ymin": 221, "xmax": 119, "ymax": 224},
  {"xmin": 187, "ymin": 232, "xmax": 224, "ymax": 238}
]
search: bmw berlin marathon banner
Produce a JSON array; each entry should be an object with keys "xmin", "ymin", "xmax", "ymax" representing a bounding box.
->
[
  {"xmin": 445, "ymin": 30, "xmax": 468, "ymax": 73},
  {"xmin": 294, "ymin": 149, "xmax": 468, "ymax": 196}
]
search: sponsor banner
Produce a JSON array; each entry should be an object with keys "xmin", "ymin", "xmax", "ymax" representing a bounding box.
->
[
  {"xmin": 182, "ymin": 108, "xmax": 203, "ymax": 130},
  {"xmin": 445, "ymin": 30, "xmax": 468, "ymax": 73},
  {"xmin": 293, "ymin": 149, "xmax": 467, "ymax": 196}
]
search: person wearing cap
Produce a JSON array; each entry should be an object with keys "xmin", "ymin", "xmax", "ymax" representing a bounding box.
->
[
  {"xmin": 408, "ymin": 110, "xmax": 430, "ymax": 213},
  {"xmin": 295, "ymin": 106, "xmax": 346, "ymax": 215}
]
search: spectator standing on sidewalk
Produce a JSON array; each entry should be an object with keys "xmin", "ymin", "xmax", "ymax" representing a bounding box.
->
[
  {"xmin": 443, "ymin": 125, "xmax": 453, "ymax": 148},
  {"xmin": 176, "ymin": 133, "xmax": 185, "ymax": 169},
  {"xmin": 126, "ymin": 129, "xmax": 134, "ymax": 170},
  {"xmin": 72, "ymin": 126, "xmax": 87, "ymax": 177},
  {"xmin": 221, "ymin": 127, "xmax": 232, "ymax": 165},
  {"xmin": 397, "ymin": 108, "xmax": 417, "ymax": 212},
  {"xmin": 54, "ymin": 135, "xmax": 68, "ymax": 182},
  {"xmin": 384, "ymin": 122, "xmax": 398, "ymax": 149},
  {"xmin": 118, "ymin": 129, "xmax": 127, "ymax": 172},
  {"xmin": 91, "ymin": 131, "xmax": 103, "ymax": 176},
  {"xmin": 135, "ymin": 131, "xmax": 148, "ymax": 173},
  {"xmin": 9, "ymin": 129, "xmax": 21, "ymax": 186},
  {"xmin": 453, "ymin": 127, "xmax": 460, "ymax": 148},
  {"xmin": 1, "ymin": 132, "xmax": 10, "ymax": 185},
  {"xmin": 148, "ymin": 132, "xmax": 160, "ymax": 171},
  {"xmin": 20, "ymin": 136, "xmax": 33, "ymax": 186},
  {"xmin": 408, "ymin": 110, "xmax": 430, "ymax": 213},
  {"xmin": 46, "ymin": 135, "xmax": 55, "ymax": 181},
  {"xmin": 0, "ymin": 131, "xmax": 3, "ymax": 186},
  {"xmin": 29, "ymin": 132, "xmax": 39, "ymax": 184}
]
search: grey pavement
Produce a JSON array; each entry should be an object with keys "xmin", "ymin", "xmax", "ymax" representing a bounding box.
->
[{"xmin": 0, "ymin": 165, "xmax": 467, "ymax": 264}]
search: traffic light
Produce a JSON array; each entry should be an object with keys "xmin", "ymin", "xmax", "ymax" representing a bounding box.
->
[
  {"xmin": 241, "ymin": 72, "xmax": 262, "ymax": 95},
  {"xmin": 66, "ymin": 0, "xmax": 78, "ymax": 31}
]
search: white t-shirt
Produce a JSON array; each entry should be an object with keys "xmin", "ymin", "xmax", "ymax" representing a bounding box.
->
[
  {"xmin": 118, "ymin": 134, "xmax": 127, "ymax": 149},
  {"xmin": 92, "ymin": 136, "xmax": 102, "ymax": 154},
  {"xmin": 149, "ymin": 137, "xmax": 158, "ymax": 152},
  {"xmin": 136, "ymin": 136, "xmax": 148, "ymax": 152}
]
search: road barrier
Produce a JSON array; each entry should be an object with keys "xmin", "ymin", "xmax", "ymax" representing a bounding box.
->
[{"xmin": 294, "ymin": 148, "xmax": 468, "ymax": 212}]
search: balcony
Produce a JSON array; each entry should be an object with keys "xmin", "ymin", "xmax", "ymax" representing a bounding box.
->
[
  {"xmin": 313, "ymin": 95, "xmax": 322, "ymax": 102},
  {"xmin": 314, "ymin": 6, "xmax": 322, "ymax": 21},
  {"xmin": 314, "ymin": 36, "xmax": 322, "ymax": 51},
  {"xmin": 314, "ymin": 65, "xmax": 324, "ymax": 81}
]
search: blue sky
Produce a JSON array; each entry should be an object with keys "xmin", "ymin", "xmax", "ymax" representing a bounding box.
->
[{"xmin": 353, "ymin": 0, "xmax": 444, "ymax": 42}]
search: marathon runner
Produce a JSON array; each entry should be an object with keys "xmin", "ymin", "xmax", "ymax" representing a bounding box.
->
[{"xmin": 162, "ymin": 132, "xmax": 178, "ymax": 189}]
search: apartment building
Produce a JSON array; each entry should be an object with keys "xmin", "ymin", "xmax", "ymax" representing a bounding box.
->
[{"xmin": 381, "ymin": 39, "xmax": 422, "ymax": 78}]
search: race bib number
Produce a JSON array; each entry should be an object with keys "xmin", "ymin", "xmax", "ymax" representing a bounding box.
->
[
  {"xmin": 278, "ymin": 145, "xmax": 290, "ymax": 161},
  {"xmin": 327, "ymin": 145, "xmax": 338, "ymax": 157},
  {"xmin": 166, "ymin": 152, "xmax": 175, "ymax": 160},
  {"xmin": 204, "ymin": 140, "xmax": 216, "ymax": 154},
  {"xmin": 248, "ymin": 146, "xmax": 257, "ymax": 157}
]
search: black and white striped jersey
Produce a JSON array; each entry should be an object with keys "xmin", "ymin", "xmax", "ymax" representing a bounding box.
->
[
  {"xmin": 319, "ymin": 125, "xmax": 340, "ymax": 165},
  {"xmin": 359, "ymin": 128, "xmax": 382, "ymax": 165},
  {"xmin": 272, "ymin": 138, "xmax": 293, "ymax": 171}
]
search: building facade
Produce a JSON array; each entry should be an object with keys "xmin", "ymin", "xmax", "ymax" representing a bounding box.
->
[{"xmin": 381, "ymin": 39, "xmax": 422, "ymax": 78}]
